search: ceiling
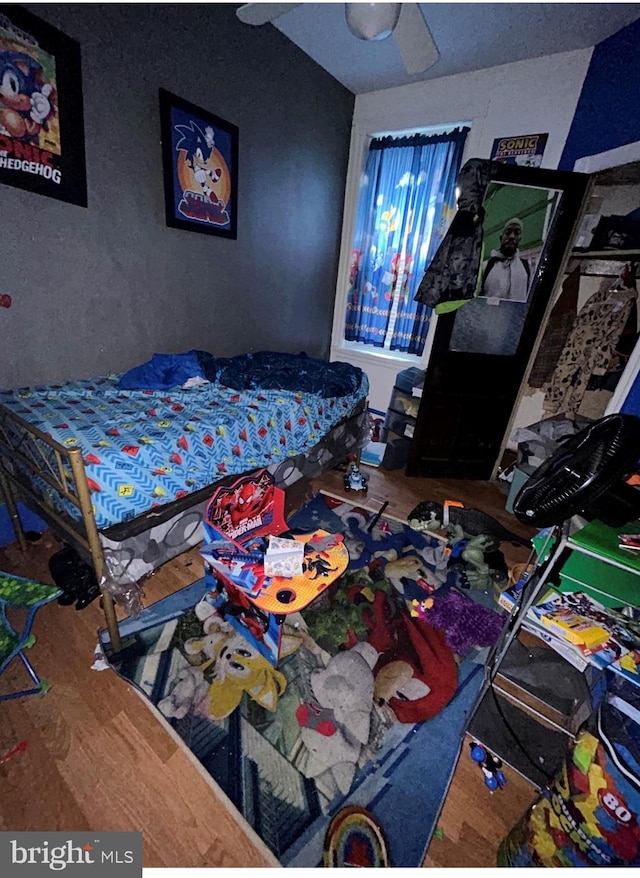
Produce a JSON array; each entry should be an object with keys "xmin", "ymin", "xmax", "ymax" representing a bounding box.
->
[{"xmin": 266, "ymin": 2, "xmax": 640, "ymax": 95}]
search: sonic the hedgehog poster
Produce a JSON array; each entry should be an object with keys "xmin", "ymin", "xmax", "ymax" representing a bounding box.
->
[
  {"xmin": 160, "ymin": 88, "xmax": 238, "ymax": 239},
  {"xmin": 0, "ymin": 5, "xmax": 86, "ymax": 206}
]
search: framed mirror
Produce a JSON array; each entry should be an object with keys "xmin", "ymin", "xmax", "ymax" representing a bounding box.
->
[{"xmin": 406, "ymin": 162, "xmax": 590, "ymax": 480}]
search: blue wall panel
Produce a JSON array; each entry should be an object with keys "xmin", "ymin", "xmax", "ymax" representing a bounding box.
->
[{"xmin": 560, "ymin": 18, "xmax": 640, "ymax": 171}]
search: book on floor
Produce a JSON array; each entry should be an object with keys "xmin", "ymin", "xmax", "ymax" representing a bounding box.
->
[{"xmin": 526, "ymin": 588, "xmax": 640, "ymax": 684}]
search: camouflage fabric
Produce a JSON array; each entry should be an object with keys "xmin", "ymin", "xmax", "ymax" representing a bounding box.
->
[
  {"xmin": 0, "ymin": 625, "xmax": 20, "ymax": 665},
  {"xmin": 0, "ymin": 572, "xmax": 61, "ymax": 607}
]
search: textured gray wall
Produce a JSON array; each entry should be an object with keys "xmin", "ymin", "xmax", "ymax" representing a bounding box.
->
[{"xmin": 2, "ymin": 3, "xmax": 354, "ymax": 388}]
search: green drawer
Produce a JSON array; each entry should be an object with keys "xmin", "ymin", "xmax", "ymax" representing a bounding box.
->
[{"xmin": 559, "ymin": 550, "xmax": 640, "ymax": 609}]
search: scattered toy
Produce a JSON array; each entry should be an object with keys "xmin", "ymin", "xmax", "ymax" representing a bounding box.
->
[
  {"xmin": 367, "ymin": 500, "xmax": 388, "ymax": 532},
  {"xmin": 407, "ymin": 499, "xmax": 527, "ymax": 546},
  {"xmin": 446, "ymin": 524, "xmax": 508, "ymax": 590},
  {"xmin": 469, "ymin": 741, "xmax": 507, "ymax": 792},
  {"xmin": 344, "ymin": 463, "xmax": 368, "ymax": 493},
  {"xmin": 0, "ymin": 741, "xmax": 27, "ymax": 764}
]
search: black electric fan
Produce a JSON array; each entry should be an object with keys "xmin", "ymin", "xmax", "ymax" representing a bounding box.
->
[{"xmin": 512, "ymin": 413, "xmax": 640, "ymax": 528}]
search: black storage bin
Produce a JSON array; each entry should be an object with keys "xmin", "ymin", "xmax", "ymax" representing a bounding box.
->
[{"xmin": 382, "ymin": 434, "xmax": 411, "ymax": 470}]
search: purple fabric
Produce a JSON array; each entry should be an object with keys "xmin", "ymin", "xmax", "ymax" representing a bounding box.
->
[{"xmin": 427, "ymin": 590, "xmax": 505, "ymax": 656}]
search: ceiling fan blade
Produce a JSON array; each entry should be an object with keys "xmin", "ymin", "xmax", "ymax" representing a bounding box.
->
[
  {"xmin": 236, "ymin": 3, "xmax": 301, "ymax": 26},
  {"xmin": 392, "ymin": 4, "xmax": 440, "ymax": 74}
]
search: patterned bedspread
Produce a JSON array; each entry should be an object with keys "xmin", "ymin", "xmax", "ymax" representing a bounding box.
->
[{"xmin": 0, "ymin": 368, "xmax": 368, "ymax": 529}]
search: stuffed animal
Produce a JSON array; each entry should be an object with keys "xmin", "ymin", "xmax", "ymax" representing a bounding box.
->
[
  {"xmin": 373, "ymin": 660, "xmax": 431, "ymax": 706},
  {"xmin": 296, "ymin": 641, "xmax": 379, "ymax": 796},
  {"xmin": 178, "ymin": 597, "xmax": 290, "ymax": 719},
  {"xmin": 203, "ymin": 629, "xmax": 287, "ymax": 719},
  {"xmin": 425, "ymin": 590, "xmax": 506, "ymax": 656},
  {"xmin": 383, "ymin": 554, "xmax": 438, "ymax": 595},
  {"xmin": 363, "ymin": 590, "xmax": 458, "ymax": 724},
  {"xmin": 158, "ymin": 664, "xmax": 209, "ymax": 720}
]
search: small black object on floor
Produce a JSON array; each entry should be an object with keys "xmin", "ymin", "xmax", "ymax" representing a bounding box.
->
[{"xmin": 49, "ymin": 545, "xmax": 100, "ymax": 611}]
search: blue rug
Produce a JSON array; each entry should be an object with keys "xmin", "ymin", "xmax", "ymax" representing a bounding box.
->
[{"xmin": 106, "ymin": 493, "xmax": 492, "ymax": 866}]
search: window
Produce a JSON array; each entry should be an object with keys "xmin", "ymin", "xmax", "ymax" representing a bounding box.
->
[{"xmin": 344, "ymin": 127, "xmax": 469, "ymax": 357}]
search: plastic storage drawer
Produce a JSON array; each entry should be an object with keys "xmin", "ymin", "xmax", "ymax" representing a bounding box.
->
[
  {"xmin": 383, "ymin": 409, "xmax": 415, "ymax": 441},
  {"xmin": 388, "ymin": 387, "xmax": 420, "ymax": 420},
  {"xmin": 558, "ymin": 551, "xmax": 640, "ymax": 609},
  {"xmin": 395, "ymin": 366, "xmax": 426, "ymax": 395}
]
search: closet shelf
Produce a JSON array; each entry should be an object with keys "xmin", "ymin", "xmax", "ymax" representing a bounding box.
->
[
  {"xmin": 571, "ymin": 248, "xmax": 640, "ymax": 259},
  {"xmin": 567, "ymin": 250, "xmax": 640, "ymax": 277}
]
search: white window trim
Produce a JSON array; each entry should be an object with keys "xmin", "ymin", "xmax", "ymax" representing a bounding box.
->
[{"xmin": 330, "ymin": 121, "xmax": 470, "ymax": 379}]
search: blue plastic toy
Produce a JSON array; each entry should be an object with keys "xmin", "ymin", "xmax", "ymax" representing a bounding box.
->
[
  {"xmin": 343, "ymin": 463, "xmax": 368, "ymax": 493},
  {"xmin": 469, "ymin": 741, "xmax": 507, "ymax": 792}
]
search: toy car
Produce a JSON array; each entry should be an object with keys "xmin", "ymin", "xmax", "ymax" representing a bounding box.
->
[{"xmin": 344, "ymin": 463, "xmax": 368, "ymax": 493}]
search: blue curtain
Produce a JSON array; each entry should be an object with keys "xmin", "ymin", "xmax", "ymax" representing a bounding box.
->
[{"xmin": 345, "ymin": 127, "xmax": 469, "ymax": 355}]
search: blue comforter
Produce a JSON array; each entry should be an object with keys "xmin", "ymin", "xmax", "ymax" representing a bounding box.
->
[
  {"xmin": 119, "ymin": 350, "xmax": 363, "ymax": 399},
  {"xmin": 2, "ymin": 355, "xmax": 368, "ymax": 529}
]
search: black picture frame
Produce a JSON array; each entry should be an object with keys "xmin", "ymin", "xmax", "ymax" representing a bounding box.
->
[
  {"xmin": 0, "ymin": 4, "xmax": 87, "ymax": 207},
  {"xmin": 159, "ymin": 88, "xmax": 238, "ymax": 239}
]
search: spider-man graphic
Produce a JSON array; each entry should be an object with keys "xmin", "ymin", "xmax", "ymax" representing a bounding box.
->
[
  {"xmin": 227, "ymin": 478, "xmax": 272, "ymax": 528},
  {"xmin": 204, "ymin": 470, "xmax": 288, "ymax": 543}
]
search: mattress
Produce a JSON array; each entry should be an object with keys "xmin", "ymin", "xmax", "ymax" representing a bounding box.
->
[
  {"xmin": 99, "ymin": 400, "xmax": 369, "ymax": 585},
  {"xmin": 0, "ymin": 365, "xmax": 368, "ymax": 530}
]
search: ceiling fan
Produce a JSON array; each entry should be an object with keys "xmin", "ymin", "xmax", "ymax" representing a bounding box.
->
[{"xmin": 236, "ymin": 3, "xmax": 440, "ymax": 75}]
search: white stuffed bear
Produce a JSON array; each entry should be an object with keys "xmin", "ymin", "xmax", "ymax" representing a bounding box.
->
[
  {"xmin": 158, "ymin": 664, "xmax": 209, "ymax": 720},
  {"xmin": 297, "ymin": 641, "xmax": 379, "ymax": 797}
]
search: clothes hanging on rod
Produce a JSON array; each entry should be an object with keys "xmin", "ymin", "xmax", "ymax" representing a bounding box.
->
[
  {"xmin": 528, "ymin": 266, "xmax": 581, "ymax": 389},
  {"xmin": 543, "ymin": 266, "xmax": 638, "ymax": 418},
  {"xmin": 414, "ymin": 158, "xmax": 498, "ymax": 313}
]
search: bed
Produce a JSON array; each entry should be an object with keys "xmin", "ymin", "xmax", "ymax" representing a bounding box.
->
[{"xmin": 0, "ymin": 351, "xmax": 369, "ymax": 652}]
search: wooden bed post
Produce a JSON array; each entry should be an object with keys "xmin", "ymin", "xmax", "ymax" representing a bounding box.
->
[
  {"xmin": 68, "ymin": 450, "xmax": 123, "ymax": 654},
  {"xmin": 0, "ymin": 465, "xmax": 27, "ymax": 552}
]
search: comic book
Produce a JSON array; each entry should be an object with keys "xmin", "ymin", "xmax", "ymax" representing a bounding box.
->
[{"xmin": 526, "ymin": 589, "xmax": 638, "ymax": 680}]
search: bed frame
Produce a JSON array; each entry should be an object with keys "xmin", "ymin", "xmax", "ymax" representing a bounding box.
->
[
  {"xmin": 0, "ymin": 400, "xmax": 368, "ymax": 655},
  {"xmin": 0, "ymin": 405, "xmax": 124, "ymax": 649}
]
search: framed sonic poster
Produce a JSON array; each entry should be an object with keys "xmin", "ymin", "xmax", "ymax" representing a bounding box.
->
[
  {"xmin": 159, "ymin": 88, "xmax": 238, "ymax": 239},
  {"xmin": 0, "ymin": 5, "xmax": 87, "ymax": 206}
]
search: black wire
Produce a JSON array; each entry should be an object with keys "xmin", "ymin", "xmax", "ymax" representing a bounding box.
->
[{"xmin": 486, "ymin": 662, "xmax": 612, "ymax": 787}]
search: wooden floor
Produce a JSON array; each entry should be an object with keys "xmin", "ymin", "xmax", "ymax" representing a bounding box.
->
[{"xmin": 0, "ymin": 466, "xmax": 538, "ymax": 868}]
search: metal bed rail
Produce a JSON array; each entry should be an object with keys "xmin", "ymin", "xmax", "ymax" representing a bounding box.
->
[{"xmin": 0, "ymin": 405, "xmax": 122, "ymax": 651}]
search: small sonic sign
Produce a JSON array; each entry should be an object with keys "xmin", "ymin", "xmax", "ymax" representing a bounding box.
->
[{"xmin": 490, "ymin": 132, "xmax": 548, "ymax": 168}]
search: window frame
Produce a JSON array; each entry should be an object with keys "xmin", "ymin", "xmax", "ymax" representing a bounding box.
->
[{"xmin": 330, "ymin": 122, "xmax": 471, "ymax": 374}]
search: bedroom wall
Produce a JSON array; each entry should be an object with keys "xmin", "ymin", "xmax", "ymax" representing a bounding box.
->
[
  {"xmin": 2, "ymin": 4, "xmax": 355, "ymax": 388},
  {"xmin": 560, "ymin": 18, "xmax": 640, "ymax": 172},
  {"xmin": 329, "ymin": 48, "xmax": 594, "ymax": 412}
]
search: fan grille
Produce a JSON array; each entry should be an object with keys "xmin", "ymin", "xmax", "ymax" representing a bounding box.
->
[{"xmin": 513, "ymin": 414, "xmax": 640, "ymax": 527}]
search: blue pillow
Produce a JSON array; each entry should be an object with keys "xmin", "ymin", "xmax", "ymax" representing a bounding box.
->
[{"xmin": 118, "ymin": 351, "xmax": 205, "ymax": 390}]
